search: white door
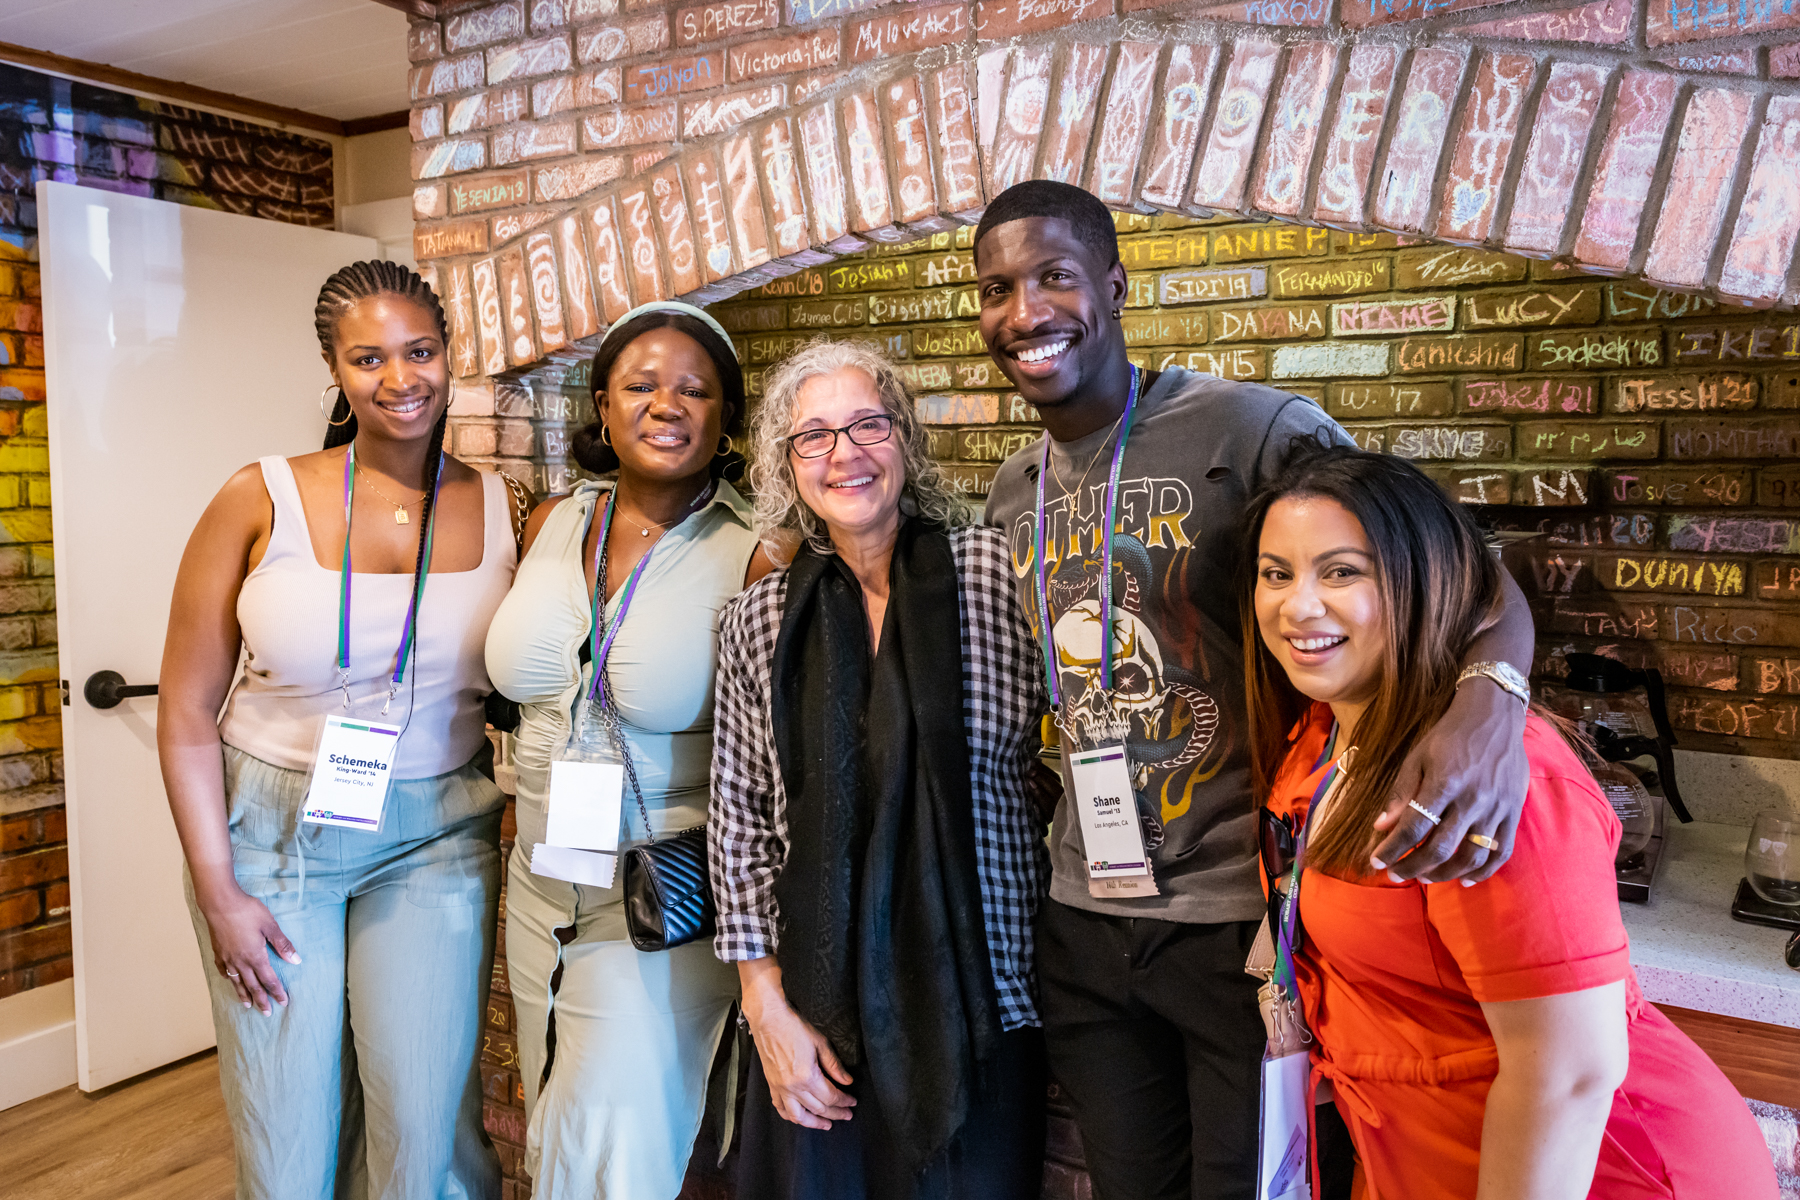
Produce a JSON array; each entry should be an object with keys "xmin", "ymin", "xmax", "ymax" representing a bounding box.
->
[{"xmin": 39, "ymin": 181, "xmax": 376, "ymax": 1091}]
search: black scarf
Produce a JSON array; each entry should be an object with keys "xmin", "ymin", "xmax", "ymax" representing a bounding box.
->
[{"xmin": 770, "ymin": 519, "xmax": 1002, "ymax": 1173}]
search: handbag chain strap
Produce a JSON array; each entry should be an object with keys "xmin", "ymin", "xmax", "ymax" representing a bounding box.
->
[{"xmin": 592, "ymin": 518, "xmax": 656, "ymax": 846}]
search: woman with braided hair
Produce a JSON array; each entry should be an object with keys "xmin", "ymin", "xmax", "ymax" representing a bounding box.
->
[{"xmin": 159, "ymin": 260, "xmax": 517, "ymax": 1199}]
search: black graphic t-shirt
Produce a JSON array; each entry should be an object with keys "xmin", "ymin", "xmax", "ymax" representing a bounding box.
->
[{"xmin": 985, "ymin": 368, "xmax": 1351, "ymax": 924}]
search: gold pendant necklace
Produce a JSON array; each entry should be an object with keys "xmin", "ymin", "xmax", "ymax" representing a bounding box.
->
[{"xmin": 355, "ymin": 465, "xmax": 428, "ymax": 525}]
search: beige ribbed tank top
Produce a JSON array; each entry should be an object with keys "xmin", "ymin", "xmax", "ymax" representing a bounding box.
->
[{"xmin": 219, "ymin": 455, "xmax": 517, "ymax": 779}]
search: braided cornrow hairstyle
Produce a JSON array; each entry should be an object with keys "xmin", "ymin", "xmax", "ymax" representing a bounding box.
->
[{"xmin": 314, "ymin": 260, "xmax": 453, "ymax": 610}]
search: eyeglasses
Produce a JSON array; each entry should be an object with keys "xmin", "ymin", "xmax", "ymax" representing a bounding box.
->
[{"xmin": 786, "ymin": 415, "xmax": 895, "ymax": 459}]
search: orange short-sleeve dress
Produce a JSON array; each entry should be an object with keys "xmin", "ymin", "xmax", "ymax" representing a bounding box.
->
[{"xmin": 1268, "ymin": 704, "xmax": 1777, "ymax": 1200}]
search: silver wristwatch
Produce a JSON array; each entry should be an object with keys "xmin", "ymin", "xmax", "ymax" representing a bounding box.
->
[{"xmin": 1457, "ymin": 661, "xmax": 1531, "ymax": 707}]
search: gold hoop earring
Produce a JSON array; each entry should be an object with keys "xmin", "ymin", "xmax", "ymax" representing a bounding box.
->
[
  {"xmin": 601, "ymin": 425, "xmax": 613, "ymax": 447},
  {"xmin": 1111, "ymin": 308, "xmax": 1123, "ymax": 320},
  {"xmin": 717, "ymin": 434, "xmax": 732, "ymax": 455},
  {"xmin": 321, "ymin": 384, "xmax": 352, "ymax": 426}
]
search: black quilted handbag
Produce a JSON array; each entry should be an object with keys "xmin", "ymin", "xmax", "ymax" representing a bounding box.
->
[{"xmin": 623, "ymin": 826, "xmax": 716, "ymax": 951}]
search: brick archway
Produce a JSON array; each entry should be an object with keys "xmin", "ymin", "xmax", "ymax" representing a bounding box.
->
[{"xmin": 408, "ymin": 0, "xmax": 1800, "ymax": 382}]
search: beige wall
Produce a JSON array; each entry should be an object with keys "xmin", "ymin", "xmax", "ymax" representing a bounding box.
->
[{"xmin": 339, "ymin": 127, "xmax": 412, "ymax": 208}]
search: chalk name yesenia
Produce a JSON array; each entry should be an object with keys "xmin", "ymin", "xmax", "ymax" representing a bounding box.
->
[{"xmin": 329, "ymin": 753, "xmax": 389, "ymax": 771}]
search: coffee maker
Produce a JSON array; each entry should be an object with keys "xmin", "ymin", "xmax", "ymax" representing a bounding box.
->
[{"xmin": 1556, "ymin": 653, "xmax": 1692, "ymax": 903}]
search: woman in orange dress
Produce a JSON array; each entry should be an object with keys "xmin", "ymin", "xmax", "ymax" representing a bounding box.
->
[{"xmin": 1241, "ymin": 442, "xmax": 1777, "ymax": 1200}]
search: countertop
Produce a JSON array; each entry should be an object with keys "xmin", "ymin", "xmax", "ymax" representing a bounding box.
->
[{"xmin": 1621, "ymin": 820, "xmax": 1800, "ymax": 1029}]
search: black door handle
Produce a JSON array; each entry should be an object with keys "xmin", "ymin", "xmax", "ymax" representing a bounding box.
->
[{"xmin": 84, "ymin": 670, "xmax": 159, "ymax": 709}]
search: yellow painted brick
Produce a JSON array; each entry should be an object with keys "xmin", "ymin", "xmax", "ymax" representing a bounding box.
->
[
  {"xmin": 0, "ymin": 511, "xmax": 52, "ymax": 543},
  {"xmin": 0, "ymin": 442, "xmax": 47, "ymax": 474},
  {"xmin": 22, "ymin": 405, "xmax": 45, "ymax": 437},
  {"xmin": 0, "ymin": 686, "xmax": 38, "ymax": 721},
  {"xmin": 0, "ymin": 715, "xmax": 64, "ymax": 755},
  {"xmin": 0, "ymin": 479, "xmax": 18, "ymax": 509},
  {"xmin": 26, "ymin": 480, "xmax": 49, "ymax": 508},
  {"xmin": 19, "ymin": 268, "xmax": 39, "ymax": 299},
  {"xmin": 0, "ymin": 265, "xmax": 16, "ymax": 295}
]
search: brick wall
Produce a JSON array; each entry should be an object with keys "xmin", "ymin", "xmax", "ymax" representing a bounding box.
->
[{"xmin": 0, "ymin": 62, "xmax": 336, "ymax": 1001}]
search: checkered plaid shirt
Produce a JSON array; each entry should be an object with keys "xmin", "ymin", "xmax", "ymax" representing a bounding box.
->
[{"xmin": 709, "ymin": 524, "xmax": 1050, "ymax": 1029}]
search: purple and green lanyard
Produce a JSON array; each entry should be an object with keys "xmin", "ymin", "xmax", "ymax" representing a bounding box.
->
[
  {"xmin": 337, "ymin": 442, "xmax": 444, "ymax": 716},
  {"xmin": 586, "ymin": 488, "xmax": 657, "ymax": 708},
  {"xmin": 1033, "ymin": 364, "xmax": 1142, "ymax": 709},
  {"xmin": 1272, "ymin": 727, "xmax": 1344, "ymax": 1001}
]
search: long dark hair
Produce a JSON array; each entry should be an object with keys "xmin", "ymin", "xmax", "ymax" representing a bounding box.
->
[
  {"xmin": 313, "ymin": 260, "xmax": 452, "ymax": 599},
  {"xmin": 1240, "ymin": 440, "xmax": 1505, "ymax": 877},
  {"xmin": 571, "ymin": 310, "xmax": 746, "ymax": 478}
]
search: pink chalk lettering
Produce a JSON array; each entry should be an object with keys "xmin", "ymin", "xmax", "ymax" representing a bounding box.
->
[{"xmin": 1438, "ymin": 53, "xmax": 1535, "ymax": 244}]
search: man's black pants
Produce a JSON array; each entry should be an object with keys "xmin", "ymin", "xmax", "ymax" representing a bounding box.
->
[{"xmin": 1036, "ymin": 898, "xmax": 1267, "ymax": 1200}]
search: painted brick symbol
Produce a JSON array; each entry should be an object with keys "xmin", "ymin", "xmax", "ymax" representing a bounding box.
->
[
  {"xmin": 582, "ymin": 103, "xmax": 678, "ymax": 149},
  {"xmin": 927, "ymin": 63, "xmax": 984, "ymax": 217},
  {"xmin": 1192, "ymin": 40, "xmax": 1283, "ymax": 214},
  {"xmin": 523, "ymin": 231, "xmax": 569, "ymax": 354},
  {"xmin": 1140, "ymin": 44, "xmax": 1219, "ymax": 211},
  {"xmin": 1311, "ymin": 42, "xmax": 1399, "ymax": 227},
  {"xmin": 1088, "ymin": 41, "xmax": 1162, "ymax": 206},
  {"xmin": 720, "ymin": 133, "xmax": 774, "ymax": 272},
  {"xmin": 881, "ymin": 76, "xmax": 939, "ymax": 227},
  {"xmin": 447, "ymin": 262, "xmax": 481, "ymax": 379},
  {"xmin": 840, "ymin": 90, "xmax": 896, "ymax": 238},
  {"xmin": 1437, "ymin": 53, "xmax": 1536, "ymax": 245},
  {"xmin": 1644, "ymin": 88, "xmax": 1754, "ymax": 290},
  {"xmin": 582, "ymin": 194, "xmax": 637, "ymax": 321},
  {"xmin": 497, "ymin": 246, "xmax": 538, "ymax": 366},
  {"xmin": 683, "ymin": 84, "xmax": 786, "ymax": 140},
  {"xmin": 1252, "ymin": 41, "xmax": 1336, "ymax": 218},
  {"xmin": 553, "ymin": 213, "xmax": 601, "ymax": 341},
  {"xmin": 757, "ymin": 117, "xmax": 816, "ymax": 260},
  {"xmin": 647, "ymin": 162, "xmax": 703, "ymax": 296},
  {"xmin": 1506, "ymin": 62, "xmax": 1608, "ymax": 256},
  {"xmin": 1038, "ymin": 43, "xmax": 1108, "ymax": 187},
  {"xmin": 1717, "ymin": 96, "xmax": 1800, "ymax": 306},
  {"xmin": 1574, "ymin": 70, "xmax": 1678, "ymax": 271},
  {"xmin": 798, "ymin": 102, "xmax": 854, "ymax": 248},
  {"xmin": 1374, "ymin": 47, "xmax": 1467, "ymax": 234},
  {"xmin": 988, "ymin": 46, "xmax": 1054, "ymax": 200},
  {"xmin": 682, "ymin": 149, "xmax": 736, "ymax": 285},
  {"xmin": 616, "ymin": 185, "xmax": 669, "ymax": 305}
]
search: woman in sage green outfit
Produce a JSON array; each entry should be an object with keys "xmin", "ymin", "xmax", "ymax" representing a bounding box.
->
[{"xmin": 485, "ymin": 302, "xmax": 774, "ymax": 1199}]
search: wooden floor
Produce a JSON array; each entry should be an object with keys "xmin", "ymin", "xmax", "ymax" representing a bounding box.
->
[{"xmin": 0, "ymin": 1051, "xmax": 234, "ymax": 1200}]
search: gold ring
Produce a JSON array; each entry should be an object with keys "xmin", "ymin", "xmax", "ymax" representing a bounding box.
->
[{"xmin": 1466, "ymin": 833, "xmax": 1500, "ymax": 851}]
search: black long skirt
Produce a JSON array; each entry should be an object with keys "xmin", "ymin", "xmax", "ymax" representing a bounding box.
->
[{"xmin": 735, "ymin": 1026, "xmax": 1048, "ymax": 1200}]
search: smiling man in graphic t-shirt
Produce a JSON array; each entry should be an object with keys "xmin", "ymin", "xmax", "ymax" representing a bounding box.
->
[{"xmin": 977, "ymin": 181, "xmax": 1539, "ymax": 1200}]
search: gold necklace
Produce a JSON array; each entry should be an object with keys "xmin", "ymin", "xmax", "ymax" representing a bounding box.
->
[
  {"xmin": 1051, "ymin": 413, "xmax": 1124, "ymax": 501},
  {"xmin": 355, "ymin": 465, "xmax": 428, "ymax": 525},
  {"xmin": 613, "ymin": 481, "xmax": 714, "ymax": 537}
]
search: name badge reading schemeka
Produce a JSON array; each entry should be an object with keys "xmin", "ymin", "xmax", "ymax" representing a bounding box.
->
[
  {"xmin": 304, "ymin": 713, "xmax": 402, "ymax": 830},
  {"xmin": 1070, "ymin": 742, "xmax": 1157, "ymax": 894}
]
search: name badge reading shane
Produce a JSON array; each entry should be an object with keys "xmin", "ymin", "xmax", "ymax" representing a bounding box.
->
[
  {"xmin": 304, "ymin": 714, "xmax": 402, "ymax": 830},
  {"xmin": 1070, "ymin": 744, "xmax": 1156, "ymax": 895}
]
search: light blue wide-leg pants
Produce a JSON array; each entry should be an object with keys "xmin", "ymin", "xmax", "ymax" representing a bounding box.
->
[{"xmin": 185, "ymin": 745, "xmax": 505, "ymax": 1200}]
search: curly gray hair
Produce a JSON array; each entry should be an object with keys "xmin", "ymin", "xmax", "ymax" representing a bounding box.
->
[{"xmin": 747, "ymin": 337, "xmax": 974, "ymax": 555}]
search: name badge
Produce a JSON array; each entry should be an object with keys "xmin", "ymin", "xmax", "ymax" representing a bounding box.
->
[
  {"xmin": 535, "ymin": 746, "xmax": 625, "ymax": 888},
  {"xmin": 1070, "ymin": 742, "xmax": 1158, "ymax": 897},
  {"xmin": 303, "ymin": 713, "xmax": 402, "ymax": 830}
]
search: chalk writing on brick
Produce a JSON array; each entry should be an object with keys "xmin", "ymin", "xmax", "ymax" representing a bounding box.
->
[
  {"xmin": 1159, "ymin": 267, "xmax": 1269, "ymax": 305},
  {"xmin": 1529, "ymin": 331, "xmax": 1662, "ymax": 370},
  {"xmin": 1463, "ymin": 377, "xmax": 1597, "ymax": 414},
  {"xmin": 1331, "ymin": 296, "xmax": 1453, "ymax": 336},
  {"xmin": 1397, "ymin": 335, "xmax": 1523, "ymax": 373},
  {"xmin": 1612, "ymin": 374, "xmax": 1757, "ymax": 413}
]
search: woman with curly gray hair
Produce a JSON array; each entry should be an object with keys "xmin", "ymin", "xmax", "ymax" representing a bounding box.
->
[{"xmin": 709, "ymin": 337, "xmax": 1052, "ymax": 1199}]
